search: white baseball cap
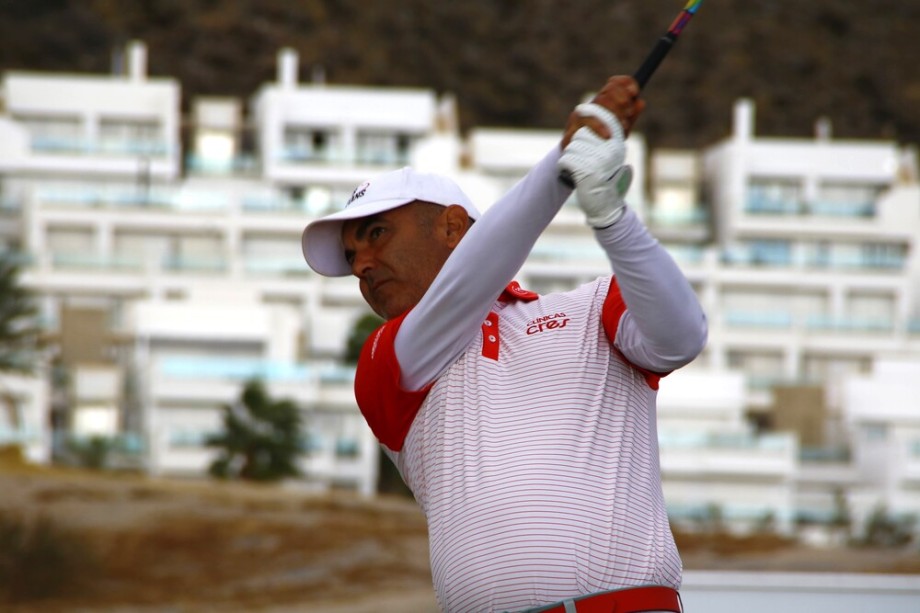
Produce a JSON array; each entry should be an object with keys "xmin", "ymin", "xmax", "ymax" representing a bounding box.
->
[{"xmin": 301, "ymin": 167, "xmax": 481, "ymax": 277}]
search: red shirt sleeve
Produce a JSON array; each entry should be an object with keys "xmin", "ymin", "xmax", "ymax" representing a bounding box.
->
[
  {"xmin": 601, "ymin": 277, "xmax": 663, "ymax": 390},
  {"xmin": 355, "ymin": 312, "xmax": 432, "ymax": 451}
]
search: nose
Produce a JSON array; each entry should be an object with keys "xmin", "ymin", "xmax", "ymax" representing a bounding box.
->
[{"xmin": 350, "ymin": 246, "xmax": 375, "ymax": 279}]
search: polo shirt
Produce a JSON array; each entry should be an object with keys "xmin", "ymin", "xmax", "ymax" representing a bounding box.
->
[{"xmin": 356, "ymin": 276, "xmax": 681, "ymax": 613}]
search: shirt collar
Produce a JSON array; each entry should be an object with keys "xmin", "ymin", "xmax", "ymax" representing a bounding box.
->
[{"xmin": 498, "ymin": 281, "xmax": 538, "ymax": 303}]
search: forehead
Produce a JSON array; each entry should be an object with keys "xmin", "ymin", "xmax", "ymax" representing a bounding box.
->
[{"xmin": 341, "ymin": 202, "xmax": 420, "ymax": 240}]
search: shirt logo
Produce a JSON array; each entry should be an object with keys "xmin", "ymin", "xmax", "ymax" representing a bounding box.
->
[
  {"xmin": 347, "ymin": 181, "xmax": 370, "ymax": 206},
  {"xmin": 526, "ymin": 312, "xmax": 570, "ymax": 335}
]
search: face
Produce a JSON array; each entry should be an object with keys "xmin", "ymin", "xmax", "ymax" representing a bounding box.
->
[{"xmin": 342, "ymin": 202, "xmax": 466, "ymax": 320}]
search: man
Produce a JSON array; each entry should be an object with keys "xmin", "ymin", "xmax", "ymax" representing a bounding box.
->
[{"xmin": 301, "ymin": 75, "xmax": 706, "ymax": 613}]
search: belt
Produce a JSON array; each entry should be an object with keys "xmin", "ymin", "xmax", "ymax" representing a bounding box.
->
[{"xmin": 527, "ymin": 585, "xmax": 682, "ymax": 613}]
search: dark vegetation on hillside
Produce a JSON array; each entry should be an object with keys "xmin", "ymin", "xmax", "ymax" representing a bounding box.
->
[{"xmin": 1, "ymin": 0, "xmax": 918, "ymax": 150}]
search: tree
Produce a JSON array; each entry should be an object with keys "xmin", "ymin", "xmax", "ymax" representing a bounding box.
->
[
  {"xmin": 0, "ymin": 255, "xmax": 43, "ymax": 375},
  {"xmin": 344, "ymin": 313, "xmax": 383, "ymax": 364},
  {"xmin": 206, "ymin": 379, "xmax": 303, "ymax": 482}
]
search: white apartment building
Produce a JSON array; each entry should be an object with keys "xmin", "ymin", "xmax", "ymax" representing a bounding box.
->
[{"xmin": 1, "ymin": 43, "xmax": 919, "ymax": 535}]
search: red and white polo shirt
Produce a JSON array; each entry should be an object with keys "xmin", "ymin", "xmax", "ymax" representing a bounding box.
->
[{"xmin": 355, "ymin": 276, "xmax": 681, "ymax": 613}]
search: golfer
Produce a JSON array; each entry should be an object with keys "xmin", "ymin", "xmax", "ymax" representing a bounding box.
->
[{"xmin": 302, "ymin": 75, "xmax": 706, "ymax": 613}]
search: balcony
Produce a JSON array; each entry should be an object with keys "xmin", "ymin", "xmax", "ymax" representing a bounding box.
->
[
  {"xmin": 157, "ymin": 356, "xmax": 355, "ymax": 384},
  {"xmin": 723, "ymin": 311, "xmax": 897, "ymax": 335},
  {"xmin": 805, "ymin": 315, "xmax": 894, "ymax": 333},
  {"xmin": 0, "ymin": 426, "xmax": 41, "ymax": 446},
  {"xmin": 659, "ymin": 430, "xmax": 796, "ymax": 477},
  {"xmin": 724, "ymin": 310, "xmax": 794, "ymax": 329},
  {"xmin": 31, "ymin": 137, "xmax": 170, "ymax": 158},
  {"xmin": 745, "ymin": 194, "xmax": 875, "ymax": 219},
  {"xmin": 721, "ymin": 246, "xmax": 906, "ymax": 272}
]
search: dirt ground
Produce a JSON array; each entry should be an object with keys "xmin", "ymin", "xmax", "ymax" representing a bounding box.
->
[{"xmin": 2, "ymin": 452, "xmax": 918, "ymax": 612}]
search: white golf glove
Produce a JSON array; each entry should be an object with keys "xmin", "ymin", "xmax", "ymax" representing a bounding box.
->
[{"xmin": 558, "ymin": 102, "xmax": 633, "ymax": 228}]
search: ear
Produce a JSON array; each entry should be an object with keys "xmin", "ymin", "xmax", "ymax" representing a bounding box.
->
[{"xmin": 440, "ymin": 204, "xmax": 472, "ymax": 248}]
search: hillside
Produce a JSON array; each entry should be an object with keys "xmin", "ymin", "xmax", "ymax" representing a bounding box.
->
[{"xmin": 1, "ymin": 0, "xmax": 919, "ymax": 150}]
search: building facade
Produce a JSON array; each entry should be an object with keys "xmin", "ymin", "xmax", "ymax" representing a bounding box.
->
[{"xmin": 1, "ymin": 42, "xmax": 918, "ymax": 535}]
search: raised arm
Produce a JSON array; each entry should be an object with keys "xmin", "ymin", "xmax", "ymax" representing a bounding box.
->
[
  {"xmin": 558, "ymin": 81, "xmax": 706, "ymax": 371},
  {"xmin": 395, "ymin": 147, "xmax": 570, "ymax": 391}
]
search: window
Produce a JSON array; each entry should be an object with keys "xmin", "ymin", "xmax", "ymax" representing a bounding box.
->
[
  {"xmin": 15, "ymin": 113, "xmax": 82, "ymax": 152},
  {"xmin": 812, "ymin": 181, "xmax": 882, "ymax": 217},
  {"xmin": 749, "ymin": 240, "xmax": 792, "ymax": 266},
  {"xmin": 283, "ymin": 127, "xmax": 339, "ymax": 162},
  {"xmin": 747, "ymin": 178, "xmax": 803, "ymax": 214},
  {"xmin": 356, "ymin": 131, "xmax": 412, "ymax": 165},
  {"xmin": 99, "ymin": 118, "xmax": 163, "ymax": 155}
]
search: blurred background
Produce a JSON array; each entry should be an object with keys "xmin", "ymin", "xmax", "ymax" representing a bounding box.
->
[{"xmin": 1, "ymin": 1, "xmax": 919, "ymax": 611}]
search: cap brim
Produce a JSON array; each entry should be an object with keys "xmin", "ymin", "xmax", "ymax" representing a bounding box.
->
[{"xmin": 301, "ymin": 196, "xmax": 415, "ymax": 277}]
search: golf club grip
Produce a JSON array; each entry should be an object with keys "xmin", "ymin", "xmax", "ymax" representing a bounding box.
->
[
  {"xmin": 558, "ymin": 36, "xmax": 673, "ymax": 189},
  {"xmin": 633, "ymin": 35, "xmax": 676, "ymax": 89}
]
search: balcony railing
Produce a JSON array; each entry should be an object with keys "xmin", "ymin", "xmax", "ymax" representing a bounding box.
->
[
  {"xmin": 659, "ymin": 430, "xmax": 793, "ymax": 452},
  {"xmin": 52, "ymin": 253, "xmax": 143, "ymax": 272},
  {"xmin": 724, "ymin": 310, "xmax": 793, "ymax": 329},
  {"xmin": 279, "ymin": 147, "xmax": 409, "ymax": 167},
  {"xmin": 243, "ymin": 257, "xmax": 311, "ymax": 277},
  {"xmin": 806, "ymin": 315, "xmax": 894, "ymax": 333},
  {"xmin": 724, "ymin": 311, "xmax": 897, "ymax": 334},
  {"xmin": 36, "ymin": 185, "xmax": 312, "ymax": 215},
  {"xmin": 722, "ymin": 248, "xmax": 905, "ymax": 271},
  {"xmin": 649, "ymin": 208, "xmax": 709, "ymax": 226},
  {"xmin": 746, "ymin": 195, "xmax": 875, "ymax": 218},
  {"xmin": 0, "ymin": 426, "xmax": 41, "ymax": 446},
  {"xmin": 157, "ymin": 356, "xmax": 355, "ymax": 383},
  {"xmin": 31, "ymin": 137, "xmax": 170, "ymax": 157}
]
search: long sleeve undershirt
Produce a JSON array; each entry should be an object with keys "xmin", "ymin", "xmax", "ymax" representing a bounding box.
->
[{"xmin": 395, "ymin": 146, "xmax": 707, "ymax": 391}]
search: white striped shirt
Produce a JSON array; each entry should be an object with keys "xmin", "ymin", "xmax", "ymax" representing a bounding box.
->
[{"xmin": 354, "ymin": 146, "xmax": 707, "ymax": 612}]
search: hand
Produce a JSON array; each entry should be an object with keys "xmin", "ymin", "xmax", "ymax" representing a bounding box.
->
[
  {"xmin": 558, "ymin": 103, "xmax": 633, "ymax": 228},
  {"xmin": 561, "ymin": 75, "xmax": 645, "ymax": 149}
]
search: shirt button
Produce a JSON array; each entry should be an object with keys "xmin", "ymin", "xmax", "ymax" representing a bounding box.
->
[
  {"xmin": 484, "ymin": 320, "xmax": 492, "ymax": 327},
  {"xmin": 488, "ymin": 335, "xmax": 497, "ymax": 342}
]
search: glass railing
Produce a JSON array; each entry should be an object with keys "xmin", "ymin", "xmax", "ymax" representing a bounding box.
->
[
  {"xmin": 38, "ymin": 186, "xmax": 177, "ymax": 210},
  {"xmin": 722, "ymin": 249, "xmax": 905, "ymax": 271},
  {"xmin": 668, "ymin": 502, "xmax": 785, "ymax": 522},
  {"xmin": 52, "ymin": 253, "xmax": 143, "ymax": 271},
  {"xmin": 724, "ymin": 310, "xmax": 793, "ymax": 329},
  {"xmin": 727, "ymin": 311, "xmax": 898, "ymax": 333},
  {"xmin": 241, "ymin": 195, "xmax": 305, "ymax": 213},
  {"xmin": 746, "ymin": 195, "xmax": 875, "ymax": 219},
  {"xmin": 649, "ymin": 208, "xmax": 709, "ymax": 226},
  {"xmin": 745, "ymin": 195, "xmax": 802, "ymax": 215},
  {"xmin": 168, "ymin": 429, "xmax": 216, "ymax": 449},
  {"xmin": 808, "ymin": 200, "xmax": 875, "ymax": 217},
  {"xmin": 530, "ymin": 242, "xmax": 606, "ymax": 263},
  {"xmin": 185, "ymin": 154, "xmax": 259, "ymax": 175},
  {"xmin": 243, "ymin": 257, "xmax": 311, "ymax": 276},
  {"xmin": 663, "ymin": 245, "xmax": 706, "ymax": 265},
  {"xmin": 36, "ymin": 185, "xmax": 316, "ymax": 216},
  {"xmin": 659, "ymin": 430, "xmax": 793, "ymax": 452},
  {"xmin": 806, "ymin": 315, "xmax": 894, "ymax": 333},
  {"xmin": 799, "ymin": 446, "xmax": 851, "ymax": 463},
  {"xmin": 161, "ymin": 255, "xmax": 227, "ymax": 273},
  {"xmin": 279, "ymin": 148, "xmax": 408, "ymax": 167},
  {"xmin": 32, "ymin": 137, "xmax": 170, "ymax": 157},
  {"xmin": 0, "ymin": 427, "xmax": 40, "ymax": 445},
  {"xmin": 157, "ymin": 356, "xmax": 355, "ymax": 383}
]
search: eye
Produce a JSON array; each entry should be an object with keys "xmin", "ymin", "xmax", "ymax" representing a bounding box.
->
[{"xmin": 368, "ymin": 225, "xmax": 386, "ymax": 240}]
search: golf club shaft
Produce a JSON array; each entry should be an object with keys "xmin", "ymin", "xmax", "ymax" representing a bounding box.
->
[{"xmin": 559, "ymin": 0, "xmax": 703, "ymax": 187}]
